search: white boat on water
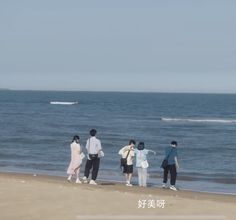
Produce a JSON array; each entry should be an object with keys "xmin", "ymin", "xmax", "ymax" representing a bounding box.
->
[{"xmin": 50, "ymin": 101, "xmax": 79, "ymax": 105}]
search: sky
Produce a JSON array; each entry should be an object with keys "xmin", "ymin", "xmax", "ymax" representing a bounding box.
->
[{"xmin": 0, "ymin": 0, "xmax": 236, "ymax": 93}]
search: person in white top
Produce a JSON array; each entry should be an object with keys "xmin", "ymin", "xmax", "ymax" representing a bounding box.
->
[
  {"xmin": 82, "ymin": 129, "xmax": 103, "ymax": 185},
  {"xmin": 118, "ymin": 140, "xmax": 136, "ymax": 186},
  {"xmin": 67, "ymin": 135, "xmax": 84, "ymax": 183},
  {"xmin": 134, "ymin": 142, "xmax": 156, "ymax": 187}
]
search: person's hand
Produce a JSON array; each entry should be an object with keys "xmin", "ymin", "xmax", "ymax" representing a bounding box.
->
[
  {"xmin": 100, "ymin": 151, "xmax": 105, "ymax": 157},
  {"xmin": 150, "ymin": 150, "xmax": 156, "ymax": 155},
  {"xmin": 176, "ymin": 165, "xmax": 180, "ymax": 171}
]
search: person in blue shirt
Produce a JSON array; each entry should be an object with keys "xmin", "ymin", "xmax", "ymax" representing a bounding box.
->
[
  {"xmin": 162, "ymin": 141, "xmax": 179, "ymax": 191},
  {"xmin": 134, "ymin": 142, "xmax": 156, "ymax": 187}
]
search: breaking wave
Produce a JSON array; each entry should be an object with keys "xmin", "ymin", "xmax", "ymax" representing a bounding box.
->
[
  {"xmin": 50, "ymin": 101, "xmax": 78, "ymax": 105},
  {"xmin": 161, "ymin": 117, "xmax": 236, "ymax": 124}
]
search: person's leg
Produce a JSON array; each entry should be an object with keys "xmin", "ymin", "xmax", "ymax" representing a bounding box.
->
[
  {"xmin": 128, "ymin": 173, "xmax": 132, "ymax": 183},
  {"xmin": 143, "ymin": 168, "xmax": 147, "ymax": 187},
  {"xmin": 125, "ymin": 173, "xmax": 128, "ymax": 183},
  {"xmin": 170, "ymin": 164, "xmax": 177, "ymax": 186},
  {"xmin": 67, "ymin": 163, "xmax": 73, "ymax": 181},
  {"xmin": 163, "ymin": 166, "xmax": 169, "ymax": 184},
  {"xmin": 140, "ymin": 168, "xmax": 144, "ymax": 186},
  {"xmin": 123, "ymin": 165, "xmax": 128, "ymax": 183},
  {"xmin": 75, "ymin": 167, "xmax": 81, "ymax": 183},
  {"xmin": 67, "ymin": 174, "xmax": 72, "ymax": 181},
  {"xmin": 138, "ymin": 168, "xmax": 142, "ymax": 186},
  {"xmin": 91, "ymin": 158, "xmax": 100, "ymax": 181},
  {"xmin": 127, "ymin": 165, "xmax": 133, "ymax": 185},
  {"xmin": 84, "ymin": 159, "xmax": 93, "ymax": 179},
  {"xmin": 75, "ymin": 167, "xmax": 80, "ymax": 178}
]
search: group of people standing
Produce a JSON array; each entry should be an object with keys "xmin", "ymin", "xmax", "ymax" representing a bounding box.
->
[{"xmin": 67, "ymin": 129, "xmax": 179, "ymax": 191}]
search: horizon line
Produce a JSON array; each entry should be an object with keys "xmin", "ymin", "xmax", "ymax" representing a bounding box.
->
[{"xmin": 2, "ymin": 88, "xmax": 236, "ymax": 95}]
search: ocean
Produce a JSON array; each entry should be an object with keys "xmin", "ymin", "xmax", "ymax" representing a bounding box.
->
[{"xmin": 0, "ymin": 90, "xmax": 235, "ymax": 194}]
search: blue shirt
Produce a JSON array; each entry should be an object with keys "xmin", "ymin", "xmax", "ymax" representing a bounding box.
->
[
  {"xmin": 165, "ymin": 147, "xmax": 178, "ymax": 165},
  {"xmin": 134, "ymin": 149, "xmax": 149, "ymax": 168}
]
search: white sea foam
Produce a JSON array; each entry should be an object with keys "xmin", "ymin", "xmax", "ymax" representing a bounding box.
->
[
  {"xmin": 50, "ymin": 101, "xmax": 78, "ymax": 105},
  {"xmin": 161, "ymin": 117, "xmax": 236, "ymax": 123}
]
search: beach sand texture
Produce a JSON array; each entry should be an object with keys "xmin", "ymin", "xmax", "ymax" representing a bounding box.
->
[{"xmin": 0, "ymin": 173, "xmax": 235, "ymax": 220}]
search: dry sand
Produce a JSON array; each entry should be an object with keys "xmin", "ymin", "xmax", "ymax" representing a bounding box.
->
[{"xmin": 0, "ymin": 173, "xmax": 235, "ymax": 220}]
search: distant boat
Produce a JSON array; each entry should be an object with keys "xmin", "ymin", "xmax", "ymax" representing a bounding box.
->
[{"xmin": 50, "ymin": 101, "xmax": 78, "ymax": 105}]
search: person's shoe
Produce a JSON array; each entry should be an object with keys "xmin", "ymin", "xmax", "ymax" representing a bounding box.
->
[
  {"xmin": 126, "ymin": 183, "xmax": 133, "ymax": 187},
  {"xmin": 67, "ymin": 177, "xmax": 72, "ymax": 182},
  {"xmin": 162, "ymin": 184, "xmax": 167, "ymax": 189},
  {"xmin": 89, "ymin": 180, "xmax": 98, "ymax": 185},
  {"xmin": 170, "ymin": 185, "xmax": 178, "ymax": 191},
  {"xmin": 82, "ymin": 176, "xmax": 88, "ymax": 183},
  {"xmin": 76, "ymin": 178, "xmax": 82, "ymax": 184}
]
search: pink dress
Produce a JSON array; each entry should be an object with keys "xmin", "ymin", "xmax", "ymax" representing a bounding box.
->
[{"xmin": 67, "ymin": 142, "xmax": 82, "ymax": 175}]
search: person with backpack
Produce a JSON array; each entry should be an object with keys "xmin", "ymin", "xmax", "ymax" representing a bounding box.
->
[
  {"xmin": 161, "ymin": 141, "xmax": 179, "ymax": 191},
  {"xmin": 118, "ymin": 140, "xmax": 136, "ymax": 186}
]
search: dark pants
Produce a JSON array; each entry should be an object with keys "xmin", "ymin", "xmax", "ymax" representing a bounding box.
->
[
  {"xmin": 84, "ymin": 158, "xmax": 100, "ymax": 181},
  {"xmin": 163, "ymin": 164, "xmax": 177, "ymax": 186}
]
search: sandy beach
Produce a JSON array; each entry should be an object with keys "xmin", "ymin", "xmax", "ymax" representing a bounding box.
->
[{"xmin": 0, "ymin": 173, "xmax": 235, "ymax": 220}]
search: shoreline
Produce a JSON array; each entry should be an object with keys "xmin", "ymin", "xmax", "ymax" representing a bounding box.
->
[
  {"xmin": 1, "ymin": 171, "xmax": 236, "ymax": 200},
  {"xmin": 0, "ymin": 172, "xmax": 235, "ymax": 220},
  {"xmin": 1, "ymin": 170, "xmax": 235, "ymax": 196}
]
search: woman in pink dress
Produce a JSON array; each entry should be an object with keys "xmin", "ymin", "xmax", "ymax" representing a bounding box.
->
[{"xmin": 67, "ymin": 135, "xmax": 83, "ymax": 183}]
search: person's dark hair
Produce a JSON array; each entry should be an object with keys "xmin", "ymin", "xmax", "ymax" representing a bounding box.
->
[
  {"xmin": 90, "ymin": 129, "xmax": 97, "ymax": 137},
  {"xmin": 137, "ymin": 142, "xmax": 145, "ymax": 150},
  {"xmin": 129, "ymin": 139, "xmax": 136, "ymax": 145},
  {"xmin": 171, "ymin": 141, "xmax": 178, "ymax": 146},
  {"xmin": 72, "ymin": 135, "xmax": 80, "ymax": 143}
]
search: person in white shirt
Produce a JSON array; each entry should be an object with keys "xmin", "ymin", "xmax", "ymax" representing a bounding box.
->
[
  {"xmin": 118, "ymin": 140, "xmax": 136, "ymax": 186},
  {"xmin": 134, "ymin": 142, "xmax": 156, "ymax": 187},
  {"xmin": 82, "ymin": 129, "xmax": 103, "ymax": 185}
]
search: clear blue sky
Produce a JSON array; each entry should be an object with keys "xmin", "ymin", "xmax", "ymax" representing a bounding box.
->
[{"xmin": 0, "ymin": 0, "xmax": 236, "ymax": 93}]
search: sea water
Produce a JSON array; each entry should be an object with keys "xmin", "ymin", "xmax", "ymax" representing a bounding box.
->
[{"xmin": 0, "ymin": 90, "xmax": 235, "ymax": 194}]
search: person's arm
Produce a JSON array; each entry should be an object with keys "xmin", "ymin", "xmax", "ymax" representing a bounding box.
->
[
  {"xmin": 123, "ymin": 146, "xmax": 130, "ymax": 153},
  {"xmin": 130, "ymin": 150, "xmax": 135, "ymax": 160},
  {"xmin": 78, "ymin": 144, "xmax": 82, "ymax": 154},
  {"xmin": 85, "ymin": 139, "xmax": 89, "ymax": 152},
  {"xmin": 97, "ymin": 140, "xmax": 105, "ymax": 157},
  {"xmin": 96, "ymin": 140, "xmax": 102, "ymax": 154},
  {"xmin": 147, "ymin": 149, "xmax": 156, "ymax": 155},
  {"xmin": 118, "ymin": 146, "xmax": 125, "ymax": 155},
  {"xmin": 175, "ymin": 157, "xmax": 179, "ymax": 169}
]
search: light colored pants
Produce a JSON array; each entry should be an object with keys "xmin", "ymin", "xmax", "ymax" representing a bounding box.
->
[{"xmin": 137, "ymin": 167, "xmax": 147, "ymax": 187}]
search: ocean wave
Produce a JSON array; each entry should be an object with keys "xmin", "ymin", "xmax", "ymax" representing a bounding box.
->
[
  {"xmin": 50, "ymin": 101, "xmax": 78, "ymax": 105},
  {"xmin": 161, "ymin": 117, "xmax": 236, "ymax": 124}
]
